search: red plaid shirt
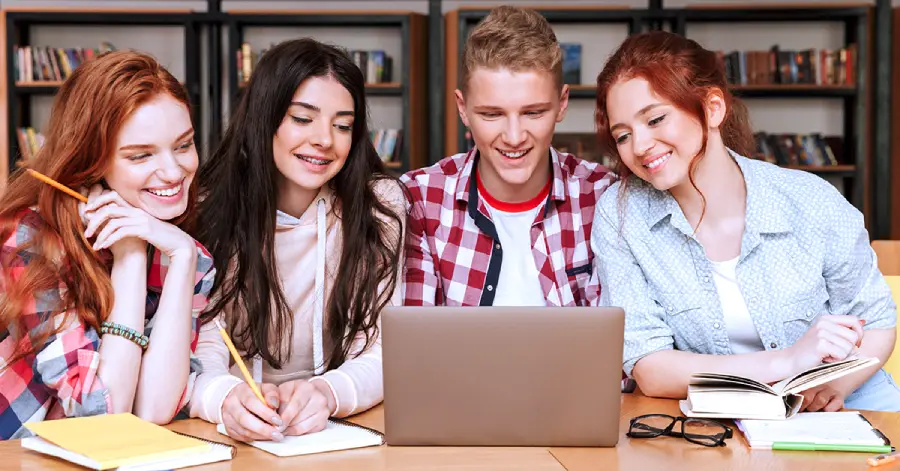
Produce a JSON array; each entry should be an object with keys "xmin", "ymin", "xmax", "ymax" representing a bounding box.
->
[
  {"xmin": 0, "ymin": 208, "xmax": 216, "ymax": 439},
  {"xmin": 401, "ymin": 148, "xmax": 616, "ymax": 307}
]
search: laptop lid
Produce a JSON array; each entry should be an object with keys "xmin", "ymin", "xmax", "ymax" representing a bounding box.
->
[{"xmin": 382, "ymin": 306, "xmax": 624, "ymax": 447}]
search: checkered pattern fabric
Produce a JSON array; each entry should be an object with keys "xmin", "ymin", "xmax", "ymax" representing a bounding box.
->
[
  {"xmin": 401, "ymin": 148, "xmax": 616, "ymax": 307},
  {"xmin": 0, "ymin": 208, "xmax": 216, "ymax": 439}
]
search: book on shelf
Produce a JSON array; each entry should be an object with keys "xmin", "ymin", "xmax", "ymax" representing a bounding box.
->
[
  {"xmin": 349, "ymin": 50, "xmax": 394, "ymax": 84},
  {"xmin": 560, "ymin": 43, "xmax": 582, "ymax": 85},
  {"xmin": 16, "ymin": 127, "xmax": 45, "ymax": 160},
  {"xmin": 552, "ymin": 132, "xmax": 613, "ymax": 168},
  {"xmin": 13, "ymin": 42, "xmax": 116, "ymax": 83},
  {"xmin": 753, "ymin": 132, "xmax": 840, "ymax": 167},
  {"xmin": 716, "ymin": 44, "xmax": 856, "ymax": 86},
  {"xmin": 370, "ymin": 128, "xmax": 403, "ymax": 163},
  {"xmin": 679, "ymin": 357, "xmax": 879, "ymax": 420}
]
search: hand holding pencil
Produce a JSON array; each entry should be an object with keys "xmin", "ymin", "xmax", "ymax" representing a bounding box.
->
[{"xmin": 215, "ymin": 319, "xmax": 286, "ymax": 442}]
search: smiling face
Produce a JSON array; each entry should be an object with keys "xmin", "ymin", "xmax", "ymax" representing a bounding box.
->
[
  {"xmin": 605, "ymin": 76, "xmax": 710, "ymax": 192},
  {"xmin": 104, "ymin": 93, "xmax": 197, "ymax": 221},
  {"xmin": 272, "ymin": 75, "xmax": 354, "ymax": 211},
  {"xmin": 456, "ymin": 67, "xmax": 568, "ymax": 202}
]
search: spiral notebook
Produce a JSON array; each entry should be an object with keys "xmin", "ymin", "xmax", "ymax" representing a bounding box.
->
[
  {"xmin": 216, "ymin": 418, "xmax": 384, "ymax": 457},
  {"xmin": 22, "ymin": 413, "xmax": 235, "ymax": 470},
  {"xmin": 735, "ymin": 411, "xmax": 890, "ymax": 449}
]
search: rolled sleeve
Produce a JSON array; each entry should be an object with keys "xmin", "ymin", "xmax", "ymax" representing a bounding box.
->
[
  {"xmin": 591, "ymin": 195, "xmax": 674, "ymax": 377},
  {"xmin": 822, "ymin": 189, "xmax": 897, "ymax": 330}
]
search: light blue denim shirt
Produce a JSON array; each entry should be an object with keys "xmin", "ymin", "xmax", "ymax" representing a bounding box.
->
[{"xmin": 591, "ymin": 151, "xmax": 897, "ymax": 377}]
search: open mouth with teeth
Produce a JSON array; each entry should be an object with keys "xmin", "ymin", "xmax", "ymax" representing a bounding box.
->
[
  {"xmin": 497, "ymin": 148, "xmax": 531, "ymax": 160},
  {"xmin": 295, "ymin": 154, "xmax": 331, "ymax": 166},
  {"xmin": 645, "ymin": 152, "xmax": 671, "ymax": 170},
  {"xmin": 145, "ymin": 181, "xmax": 183, "ymax": 199}
]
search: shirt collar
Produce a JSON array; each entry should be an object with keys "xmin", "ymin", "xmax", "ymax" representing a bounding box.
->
[
  {"xmin": 455, "ymin": 147, "xmax": 568, "ymax": 205},
  {"xmin": 644, "ymin": 149, "xmax": 792, "ymax": 234}
]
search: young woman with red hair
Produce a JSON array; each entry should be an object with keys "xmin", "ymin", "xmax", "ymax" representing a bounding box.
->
[
  {"xmin": 592, "ymin": 31, "xmax": 900, "ymax": 412},
  {"xmin": 0, "ymin": 51, "xmax": 215, "ymax": 439}
]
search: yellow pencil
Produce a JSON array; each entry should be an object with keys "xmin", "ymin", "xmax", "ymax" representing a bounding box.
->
[
  {"xmin": 23, "ymin": 168, "xmax": 89, "ymax": 203},
  {"xmin": 215, "ymin": 318, "xmax": 268, "ymax": 406}
]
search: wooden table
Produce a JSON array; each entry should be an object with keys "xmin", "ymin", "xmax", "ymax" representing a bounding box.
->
[{"xmin": 3, "ymin": 394, "xmax": 899, "ymax": 470}]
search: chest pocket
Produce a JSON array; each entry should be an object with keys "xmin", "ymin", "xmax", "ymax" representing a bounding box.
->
[
  {"xmin": 654, "ymin": 290, "xmax": 709, "ymax": 354},
  {"xmin": 781, "ymin": 286, "xmax": 830, "ymax": 345},
  {"xmin": 566, "ymin": 262, "xmax": 592, "ymax": 306}
]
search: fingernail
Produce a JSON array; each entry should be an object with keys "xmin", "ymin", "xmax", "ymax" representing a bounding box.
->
[
  {"xmin": 272, "ymin": 431, "xmax": 284, "ymax": 441},
  {"xmin": 271, "ymin": 399, "xmax": 280, "ymax": 409},
  {"xmin": 272, "ymin": 416, "xmax": 283, "ymax": 426}
]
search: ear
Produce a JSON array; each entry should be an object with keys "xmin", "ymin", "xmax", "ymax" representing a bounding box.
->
[
  {"xmin": 455, "ymin": 89, "xmax": 471, "ymax": 127},
  {"xmin": 705, "ymin": 88, "xmax": 727, "ymax": 129},
  {"xmin": 556, "ymin": 84, "xmax": 570, "ymax": 123}
]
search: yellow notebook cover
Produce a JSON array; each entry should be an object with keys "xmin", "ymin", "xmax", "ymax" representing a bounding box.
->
[{"xmin": 24, "ymin": 413, "xmax": 210, "ymax": 470}]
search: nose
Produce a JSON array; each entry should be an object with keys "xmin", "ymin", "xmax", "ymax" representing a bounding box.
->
[
  {"xmin": 155, "ymin": 150, "xmax": 184, "ymax": 182},
  {"xmin": 501, "ymin": 116, "xmax": 527, "ymax": 149},
  {"xmin": 308, "ymin": 119, "xmax": 333, "ymax": 149},
  {"xmin": 631, "ymin": 126, "xmax": 654, "ymax": 157}
]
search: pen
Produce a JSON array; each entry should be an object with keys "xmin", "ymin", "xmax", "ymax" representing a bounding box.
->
[
  {"xmin": 773, "ymin": 442, "xmax": 894, "ymax": 453},
  {"xmin": 868, "ymin": 450, "xmax": 900, "ymax": 467},
  {"xmin": 215, "ymin": 318, "xmax": 268, "ymax": 406}
]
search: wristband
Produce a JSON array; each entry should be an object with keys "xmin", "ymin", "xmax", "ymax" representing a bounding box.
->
[{"xmin": 100, "ymin": 321, "xmax": 149, "ymax": 350}]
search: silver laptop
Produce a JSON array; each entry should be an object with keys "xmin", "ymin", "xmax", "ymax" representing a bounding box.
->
[{"xmin": 382, "ymin": 306, "xmax": 625, "ymax": 447}]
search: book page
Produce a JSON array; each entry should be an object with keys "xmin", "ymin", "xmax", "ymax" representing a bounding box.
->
[
  {"xmin": 217, "ymin": 420, "xmax": 383, "ymax": 457},
  {"xmin": 690, "ymin": 373, "xmax": 775, "ymax": 394},
  {"xmin": 736, "ymin": 411, "xmax": 886, "ymax": 447},
  {"xmin": 779, "ymin": 357, "xmax": 879, "ymax": 395}
]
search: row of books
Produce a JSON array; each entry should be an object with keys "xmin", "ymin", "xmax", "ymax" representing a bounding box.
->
[
  {"xmin": 16, "ymin": 127, "xmax": 45, "ymax": 160},
  {"xmin": 560, "ymin": 43, "xmax": 582, "ymax": 85},
  {"xmin": 237, "ymin": 43, "xmax": 394, "ymax": 84},
  {"xmin": 371, "ymin": 129, "xmax": 402, "ymax": 163},
  {"xmin": 753, "ymin": 132, "xmax": 840, "ymax": 167},
  {"xmin": 13, "ymin": 43, "xmax": 116, "ymax": 83},
  {"xmin": 718, "ymin": 45, "xmax": 856, "ymax": 86}
]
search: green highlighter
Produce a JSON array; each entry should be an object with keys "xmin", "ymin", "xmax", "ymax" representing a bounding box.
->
[{"xmin": 772, "ymin": 442, "xmax": 895, "ymax": 453}]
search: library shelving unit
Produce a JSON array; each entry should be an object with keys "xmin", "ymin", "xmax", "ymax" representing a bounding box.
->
[
  {"xmin": 3, "ymin": 8, "xmax": 204, "ymax": 175},
  {"xmin": 444, "ymin": 7, "xmax": 648, "ymax": 157},
  {"xmin": 223, "ymin": 11, "xmax": 428, "ymax": 174},
  {"xmin": 666, "ymin": 4, "xmax": 871, "ymax": 216}
]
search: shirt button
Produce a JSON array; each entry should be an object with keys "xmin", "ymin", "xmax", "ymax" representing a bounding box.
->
[
  {"xmin": 487, "ymin": 285, "xmax": 493, "ymax": 292},
  {"xmin": 713, "ymin": 323, "xmax": 720, "ymax": 329},
  {"xmin": 770, "ymin": 342, "xmax": 777, "ymax": 349},
  {"xmin": 495, "ymin": 243, "xmax": 501, "ymax": 250},
  {"xmin": 667, "ymin": 306, "xmax": 674, "ymax": 312},
  {"xmin": 703, "ymin": 276, "xmax": 710, "ymax": 283},
  {"xmin": 806, "ymin": 311, "xmax": 813, "ymax": 318}
]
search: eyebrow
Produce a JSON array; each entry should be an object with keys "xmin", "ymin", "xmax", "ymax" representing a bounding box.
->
[
  {"xmin": 118, "ymin": 129, "xmax": 194, "ymax": 151},
  {"xmin": 609, "ymin": 103, "xmax": 665, "ymax": 133},
  {"xmin": 291, "ymin": 101, "xmax": 354, "ymax": 117},
  {"xmin": 473, "ymin": 102, "xmax": 552, "ymax": 112}
]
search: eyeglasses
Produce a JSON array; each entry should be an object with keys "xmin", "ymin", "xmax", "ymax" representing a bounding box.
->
[{"xmin": 627, "ymin": 414, "xmax": 733, "ymax": 447}]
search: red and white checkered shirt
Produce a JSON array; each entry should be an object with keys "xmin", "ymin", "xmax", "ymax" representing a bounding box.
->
[{"xmin": 400, "ymin": 148, "xmax": 616, "ymax": 307}]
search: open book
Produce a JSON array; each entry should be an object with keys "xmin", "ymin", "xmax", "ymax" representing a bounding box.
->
[
  {"xmin": 679, "ymin": 357, "xmax": 880, "ymax": 420},
  {"xmin": 216, "ymin": 418, "xmax": 384, "ymax": 457},
  {"xmin": 22, "ymin": 413, "xmax": 234, "ymax": 471}
]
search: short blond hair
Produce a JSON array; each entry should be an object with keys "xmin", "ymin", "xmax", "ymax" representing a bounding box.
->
[{"xmin": 460, "ymin": 5, "xmax": 563, "ymax": 93}]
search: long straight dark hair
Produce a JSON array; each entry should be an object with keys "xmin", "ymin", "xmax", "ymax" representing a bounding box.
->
[{"xmin": 195, "ymin": 38, "xmax": 403, "ymax": 370}]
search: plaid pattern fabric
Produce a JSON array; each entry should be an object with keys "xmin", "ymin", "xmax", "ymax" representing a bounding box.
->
[
  {"xmin": 401, "ymin": 148, "xmax": 616, "ymax": 307},
  {"xmin": 0, "ymin": 208, "xmax": 216, "ymax": 439}
]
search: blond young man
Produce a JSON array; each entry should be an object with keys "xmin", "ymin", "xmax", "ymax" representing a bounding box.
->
[{"xmin": 401, "ymin": 5, "xmax": 616, "ymax": 308}]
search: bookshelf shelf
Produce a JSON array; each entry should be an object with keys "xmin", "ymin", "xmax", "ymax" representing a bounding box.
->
[
  {"xmin": 783, "ymin": 164, "xmax": 856, "ymax": 176},
  {"xmin": 729, "ymin": 84, "xmax": 857, "ymax": 98}
]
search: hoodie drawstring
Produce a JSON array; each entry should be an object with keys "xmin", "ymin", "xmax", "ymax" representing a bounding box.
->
[{"xmin": 312, "ymin": 198, "xmax": 326, "ymax": 375}]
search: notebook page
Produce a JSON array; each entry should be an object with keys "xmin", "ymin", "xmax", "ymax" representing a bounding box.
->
[
  {"xmin": 216, "ymin": 420, "xmax": 383, "ymax": 457},
  {"xmin": 736, "ymin": 412, "xmax": 886, "ymax": 447}
]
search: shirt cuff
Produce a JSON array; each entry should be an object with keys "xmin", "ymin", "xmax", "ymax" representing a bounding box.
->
[{"xmin": 204, "ymin": 375, "xmax": 245, "ymax": 424}]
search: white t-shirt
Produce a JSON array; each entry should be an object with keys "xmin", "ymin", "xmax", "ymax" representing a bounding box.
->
[
  {"xmin": 709, "ymin": 257, "xmax": 765, "ymax": 354},
  {"xmin": 478, "ymin": 175, "xmax": 550, "ymax": 307}
]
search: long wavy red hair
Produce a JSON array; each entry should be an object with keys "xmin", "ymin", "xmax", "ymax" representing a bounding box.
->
[
  {"xmin": 595, "ymin": 31, "xmax": 755, "ymax": 224},
  {"xmin": 0, "ymin": 51, "xmax": 193, "ymax": 365}
]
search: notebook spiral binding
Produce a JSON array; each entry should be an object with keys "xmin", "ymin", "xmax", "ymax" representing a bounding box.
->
[
  {"xmin": 330, "ymin": 418, "xmax": 386, "ymax": 445},
  {"xmin": 172, "ymin": 431, "xmax": 238, "ymax": 458}
]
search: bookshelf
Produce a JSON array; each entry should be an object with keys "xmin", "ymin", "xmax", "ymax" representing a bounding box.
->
[
  {"xmin": 444, "ymin": 7, "xmax": 646, "ymax": 157},
  {"xmin": 3, "ymin": 9, "xmax": 204, "ymax": 176},
  {"xmin": 667, "ymin": 4, "xmax": 871, "ymax": 217},
  {"xmin": 223, "ymin": 11, "xmax": 428, "ymax": 174}
]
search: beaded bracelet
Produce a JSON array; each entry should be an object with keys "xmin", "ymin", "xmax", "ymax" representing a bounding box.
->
[{"xmin": 100, "ymin": 321, "xmax": 149, "ymax": 351}]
